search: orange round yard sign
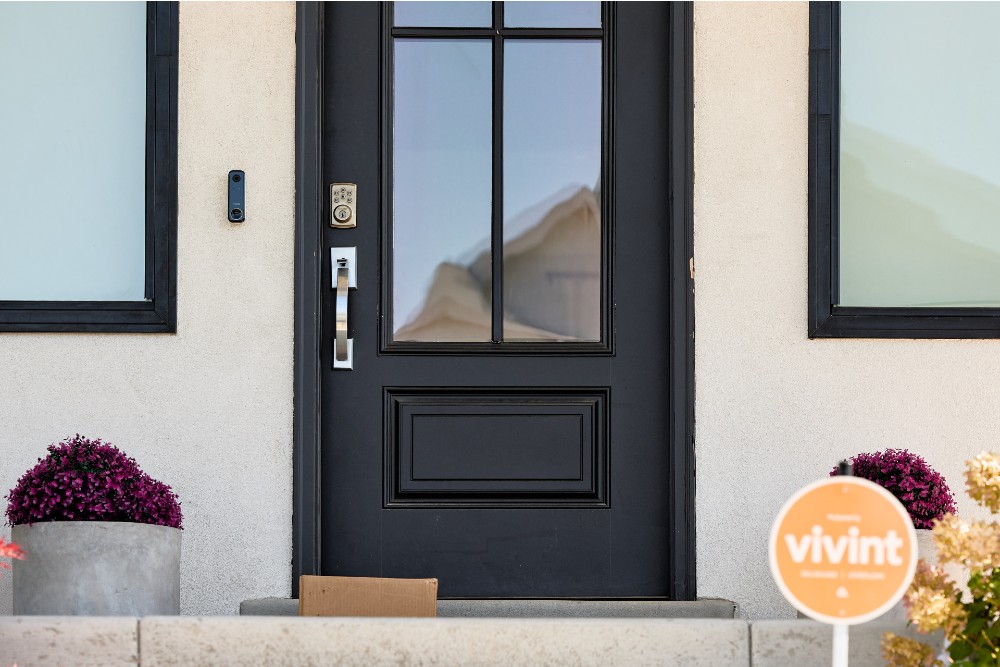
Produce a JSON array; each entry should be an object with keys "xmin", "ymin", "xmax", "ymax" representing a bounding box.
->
[{"xmin": 769, "ymin": 476, "xmax": 917, "ymax": 625}]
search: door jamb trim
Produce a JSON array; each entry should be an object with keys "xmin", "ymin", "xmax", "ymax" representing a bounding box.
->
[
  {"xmin": 666, "ymin": 1, "xmax": 696, "ymax": 600},
  {"xmin": 292, "ymin": 0, "xmax": 324, "ymax": 598},
  {"xmin": 291, "ymin": 0, "xmax": 696, "ymax": 600}
]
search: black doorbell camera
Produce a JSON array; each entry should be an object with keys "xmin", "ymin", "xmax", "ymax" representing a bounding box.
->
[{"xmin": 228, "ymin": 170, "xmax": 245, "ymax": 222}]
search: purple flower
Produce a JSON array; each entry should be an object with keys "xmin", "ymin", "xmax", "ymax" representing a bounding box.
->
[
  {"xmin": 830, "ymin": 449, "xmax": 955, "ymax": 529},
  {"xmin": 5, "ymin": 435, "xmax": 182, "ymax": 529}
]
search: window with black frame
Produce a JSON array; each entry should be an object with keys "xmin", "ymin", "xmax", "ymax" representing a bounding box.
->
[
  {"xmin": 0, "ymin": 2, "xmax": 177, "ymax": 333},
  {"xmin": 809, "ymin": 2, "xmax": 1000, "ymax": 338},
  {"xmin": 385, "ymin": 1, "xmax": 610, "ymax": 349}
]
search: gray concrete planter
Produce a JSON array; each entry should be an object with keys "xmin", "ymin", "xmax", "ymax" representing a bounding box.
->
[{"xmin": 12, "ymin": 521, "xmax": 181, "ymax": 616}]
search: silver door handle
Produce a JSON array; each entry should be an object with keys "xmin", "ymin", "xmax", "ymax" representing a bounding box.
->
[
  {"xmin": 335, "ymin": 260, "xmax": 350, "ymax": 362},
  {"xmin": 331, "ymin": 247, "xmax": 356, "ymax": 370}
]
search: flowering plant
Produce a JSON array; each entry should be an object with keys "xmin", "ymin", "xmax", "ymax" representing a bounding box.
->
[
  {"xmin": 5, "ymin": 435, "xmax": 182, "ymax": 529},
  {"xmin": 882, "ymin": 452, "xmax": 1000, "ymax": 666},
  {"xmin": 0, "ymin": 536, "xmax": 25, "ymax": 577},
  {"xmin": 831, "ymin": 449, "xmax": 956, "ymax": 529}
]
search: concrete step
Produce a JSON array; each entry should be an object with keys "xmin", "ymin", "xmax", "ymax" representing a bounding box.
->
[
  {"xmin": 240, "ymin": 597, "xmax": 737, "ymax": 618},
  {"xmin": 144, "ymin": 617, "xmax": 750, "ymax": 667},
  {"xmin": 751, "ymin": 620, "xmax": 944, "ymax": 667},
  {"xmin": 0, "ymin": 616, "xmax": 936, "ymax": 667}
]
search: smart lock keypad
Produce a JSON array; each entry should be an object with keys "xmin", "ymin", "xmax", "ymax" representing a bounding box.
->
[{"xmin": 330, "ymin": 183, "xmax": 357, "ymax": 228}]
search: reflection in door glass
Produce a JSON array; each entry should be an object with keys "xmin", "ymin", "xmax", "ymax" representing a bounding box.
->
[
  {"xmin": 393, "ymin": 40, "xmax": 493, "ymax": 342},
  {"xmin": 394, "ymin": 2, "xmax": 492, "ymax": 28},
  {"xmin": 500, "ymin": 40, "xmax": 602, "ymax": 341},
  {"xmin": 504, "ymin": 2, "xmax": 601, "ymax": 29}
]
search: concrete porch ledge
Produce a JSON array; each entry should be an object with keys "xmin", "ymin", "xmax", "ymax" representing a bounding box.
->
[
  {"xmin": 0, "ymin": 615, "xmax": 940, "ymax": 666},
  {"xmin": 141, "ymin": 617, "xmax": 750, "ymax": 667},
  {"xmin": 751, "ymin": 620, "xmax": 944, "ymax": 667},
  {"xmin": 0, "ymin": 616, "xmax": 138, "ymax": 667},
  {"xmin": 240, "ymin": 596, "xmax": 738, "ymax": 618}
]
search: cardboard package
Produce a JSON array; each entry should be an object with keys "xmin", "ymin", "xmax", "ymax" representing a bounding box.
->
[{"xmin": 298, "ymin": 575, "xmax": 438, "ymax": 617}]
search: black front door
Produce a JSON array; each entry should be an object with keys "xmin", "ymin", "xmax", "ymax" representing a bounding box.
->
[{"xmin": 318, "ymin": 1, "xmax": 689, "ymax": 598}]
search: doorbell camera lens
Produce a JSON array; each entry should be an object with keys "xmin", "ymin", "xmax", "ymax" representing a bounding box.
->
[{"xmin": 232, "ymin": 174, "xmax": 241, "ymax": 183}]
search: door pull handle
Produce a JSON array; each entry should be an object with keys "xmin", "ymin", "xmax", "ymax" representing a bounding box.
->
[{"xmin": 331, "ymin": 247, "xmax": 356, "ymax": 370}]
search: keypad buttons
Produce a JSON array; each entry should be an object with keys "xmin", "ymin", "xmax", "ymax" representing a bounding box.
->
[{"xmin": 329, "ymin": 183, "xmax": 358, "ymax": 228}]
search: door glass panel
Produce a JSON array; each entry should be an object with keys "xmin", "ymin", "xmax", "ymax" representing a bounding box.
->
[
  {"xmin": 503, "ymin": 2, "xmax": 601, "ymax": 29},
  {"xmin": 394, "ymin": 2, "xmax": 492, "ymax": 28},
  {"xmin": 839, "ymin": 2, "xmax": 1000, "ymax": 307},
  {"xmin": 0, "ymin": 2, "xmax": 146, "ymax": 301},
  {"xmin": 393, "ymin": 40, "xmax": 493, "ymax": 341},
  {"xmin": 502, "ymin": 40, "xmax": 602, "ymax": 341}
]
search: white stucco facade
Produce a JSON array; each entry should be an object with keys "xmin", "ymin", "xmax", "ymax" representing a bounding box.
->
[
  {"xmin": 1, "ymin": 2, "xmax": 992, "ymax": 620},
  {"xmin": 694, "ymin": 2, "xmax": 995, "ymax": 619},
  {"xmin": 0, "ymin": 2, "xmax": 296, "ymax": 615}
]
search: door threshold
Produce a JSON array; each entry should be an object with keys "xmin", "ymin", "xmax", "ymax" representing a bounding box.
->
[{"xmin": 241, "ymin": 597, "xmax": 736, "ymax": 619}]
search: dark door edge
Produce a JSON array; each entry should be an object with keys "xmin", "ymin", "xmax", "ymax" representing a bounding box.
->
[
  {"xmin": 666, "ymin": 1, "xmax": 696, "ymax": 601},
  {"xmin": 292, "ymin": 0, "xmax": 324, "ymax": 598},
  {"xmin": 291, "ymin": 1, "xmax": 696, "ymax": 601}
]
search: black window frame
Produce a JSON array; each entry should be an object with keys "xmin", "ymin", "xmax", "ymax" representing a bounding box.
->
[
  {"xmin": 809, "ymin": 2, "xmax": 1000, "ymax": 339},
  {"xmin": 0, "ymin": 2, "xmax": 178, "ymax": 334},
  {"xmin": 380, "ymin": 1, "xmax": 613, "ymax": 355}
]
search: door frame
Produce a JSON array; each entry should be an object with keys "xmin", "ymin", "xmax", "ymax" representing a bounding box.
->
[{"xmin": 291, "ymin": 0, "xmax": 695, "ymax": 600}]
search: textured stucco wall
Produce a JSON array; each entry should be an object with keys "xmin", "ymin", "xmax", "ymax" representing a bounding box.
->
[
  {"xmin": 0, "ymin": 2, "xmax": 296, "ymax": 615},
  {"xmin": 694, "ymin": 2, "xmax": 996, "ymax": 619}
]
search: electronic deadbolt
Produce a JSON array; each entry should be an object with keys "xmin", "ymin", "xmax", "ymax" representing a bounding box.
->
[{"xmin": 330, "ymin": 183, "xmax": 357, "ymax": 228}]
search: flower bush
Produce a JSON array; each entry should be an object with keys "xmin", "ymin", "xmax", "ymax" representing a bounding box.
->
[
  {"xmin": 5, "ymin": 435, "xmax": 182, "ymax": 529},
  {"xmin": 882, "ymin": 451, "xmax": 1000, "ymax": 666},
  {"xmin": 831, "ymin": 449, "xmax": 956, "ymax": 529},
  {"xmin": 0, "ymin": 536, "xmax": 25, "ymax": 578}
]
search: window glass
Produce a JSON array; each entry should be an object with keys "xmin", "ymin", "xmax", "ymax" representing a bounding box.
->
[
  {"xmin": 394, "ymin": 2, "xmax": 492, "ymax": 28},
  {"xmin": 504, "ymin": 2, "xmax": 601, "ymax": 29},
  {"xmin": 392, "ymin": 40, "xmax": 493, "ymax": 342},
  {"xmin": 389, "ymin": 6, "xmax": 606, "ymax": 345},
  {"xmin": 0, "ymin": 2, "xmax": 147, "ymax": 301},
  {"xmin": 502, "ymin": 41, "xmax": 602, "ymax": 341},
  {"xmin": 839, "ymin": 2, "xmax": 1000, "ymax": 307}
]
